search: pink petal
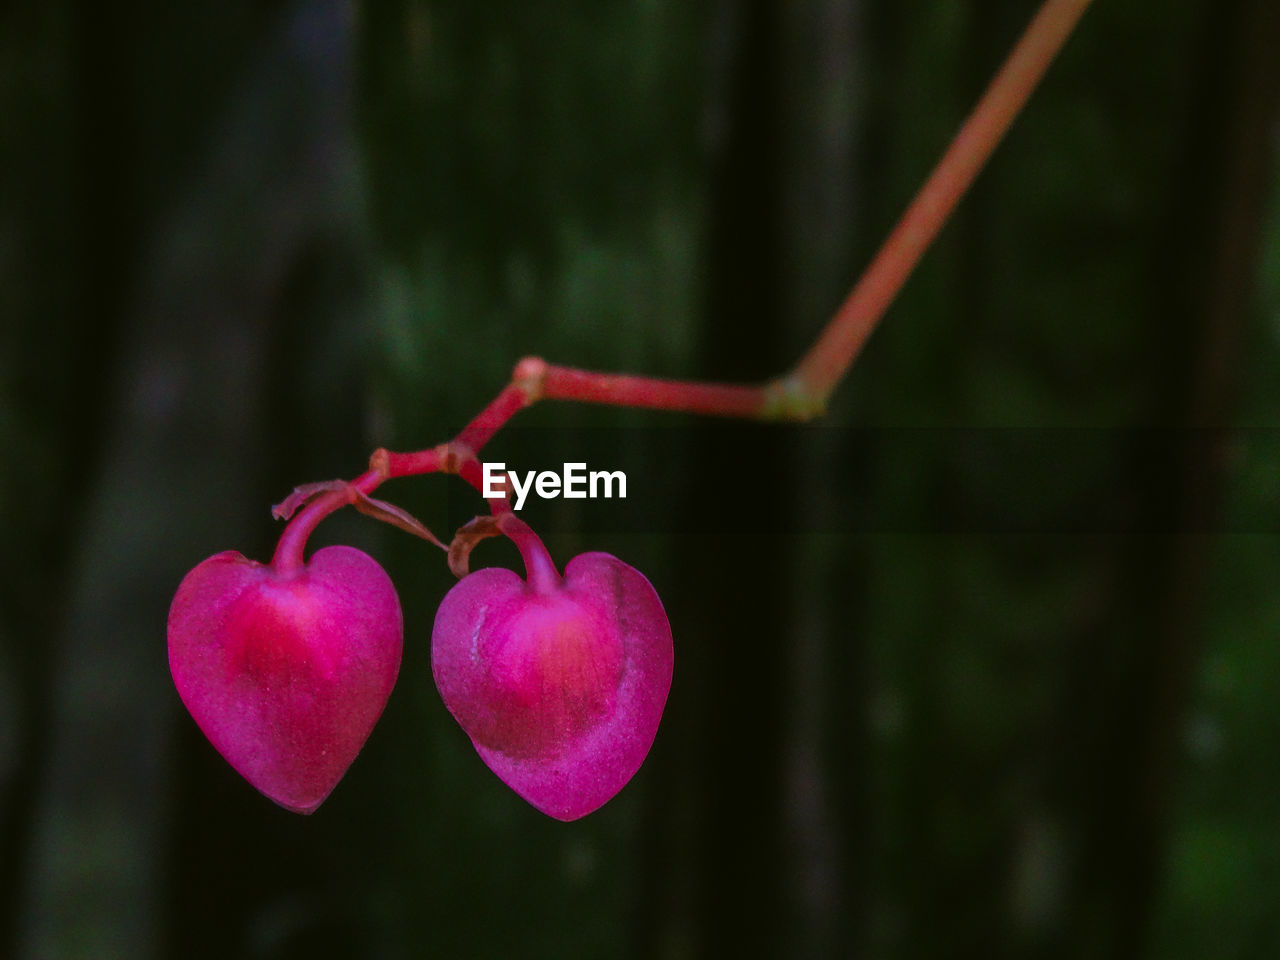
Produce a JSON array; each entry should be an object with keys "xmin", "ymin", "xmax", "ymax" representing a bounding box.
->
[
  {"xmin": 168, "ymin": 546, "xmax": 402, "ymax": 813},
  {"xmin": 432, "ymin": 552, "xmax": 673, "ymax": 820}
]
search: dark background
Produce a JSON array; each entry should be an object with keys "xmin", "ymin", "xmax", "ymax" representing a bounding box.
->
[{"xmin": 3, "ymin": 0, "xmax": 1280, "ymax": 957}]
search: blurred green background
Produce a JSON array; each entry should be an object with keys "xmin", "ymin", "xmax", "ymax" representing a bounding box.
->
[{"xmin": 3, "ymin": 0, "xmax": 1279, "ymax": 957}]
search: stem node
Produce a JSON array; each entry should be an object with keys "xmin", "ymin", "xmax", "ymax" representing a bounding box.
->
[
  {"xmin": 513, "ymin": 356, "xmax": 547, "ymax": 402},
  {"xmin": 762, "ymin": 377, "xmax": 827, "ymax": 422}
]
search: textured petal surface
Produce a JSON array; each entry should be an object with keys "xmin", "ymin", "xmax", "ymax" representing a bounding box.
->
[
  {"xmin": 432, "ymin": 552, "xmax": 673, "ymax": 820},
  {"xmin": 168, "ymin": 546, "xmax": 402, "ymax": 813}
]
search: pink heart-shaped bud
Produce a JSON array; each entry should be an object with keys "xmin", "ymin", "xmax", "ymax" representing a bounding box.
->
[
  {"xmin": 432, "ymin": 551, "xmax": 673, "ymax": 821},
  {"xmin": 168, "ymin": 545, "xmax": 402, "ymax": 813}
]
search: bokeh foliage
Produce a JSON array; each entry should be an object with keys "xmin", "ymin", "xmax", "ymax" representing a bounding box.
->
[{"xmin": 1, "ymin": 0, "xmax": 1278, "ymax": 958}]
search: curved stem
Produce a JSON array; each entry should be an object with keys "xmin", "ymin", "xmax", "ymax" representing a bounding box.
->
[
  {"xmin": 499, "ymin": 514, "xmax": 562, "ymax": 593},
  {"xmin": 395, "ymin": 0, "xmax": 1092, "ymax": 439},
  {"xmin": 271, "ymin": 469, "xmax": 382, "ymax": 574},
  {"xmin": 456, "ymin": 456, "xmax": 513, "ymax": 515},
  {"xmin": 268, "ymin": 0, "xmax": 1093, "ymax": 568}
]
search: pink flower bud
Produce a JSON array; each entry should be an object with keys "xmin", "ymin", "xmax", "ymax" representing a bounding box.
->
[
  {"xmin": 168, "ymin": 546, "xmax": 402, "ymax": 813},
  {"xmin": 432, "ymin": 551, "xmax": 673, "ymax": 820}
]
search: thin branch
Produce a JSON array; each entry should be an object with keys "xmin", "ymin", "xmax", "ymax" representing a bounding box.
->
[
  {"xmin": 269, "ymin": 0, "xmax": 1095, "ymax": 564},
  {"xmin": 792, "ymin": 0, "xmax": 1095, "ymax": 403}
]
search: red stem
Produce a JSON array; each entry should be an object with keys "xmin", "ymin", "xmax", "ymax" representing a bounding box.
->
[
  {"xmin": 541, "ymin": 363, "xmax": 768, "ymax": 419},
  {"xmin": 456, "ymin": 384, "xmax": 532, "ymax": 451},
  {"xmin": 272, "ymin": 468, "xmax": 383, "ymax": 574},
  {"xmin": 499, "ymin": 514, "xmax": 562, "ymax": 593},
  {"xmin": 268, "ymin": 0, "xmax": 1092, "ymax": 567},
  {"xmin": 792, "ymin": 0, "xmax": 1094, "ymax": 400},
  {"xmin": 379, "ymin": 447, "xmax": 443, "ymax": 479}
]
